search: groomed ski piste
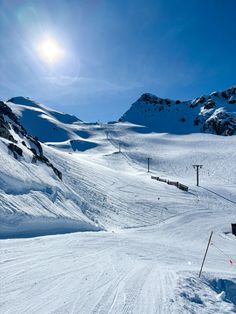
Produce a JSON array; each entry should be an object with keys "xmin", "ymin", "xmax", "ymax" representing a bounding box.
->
[{"xmin": 1, "ymin": 98, "xmax": 236, "ymax": 313}]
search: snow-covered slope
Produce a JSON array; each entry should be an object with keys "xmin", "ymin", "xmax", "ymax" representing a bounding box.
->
[
  {"xmin": 0, "ymin": 101, "xmax": 100, "ymax": 237},
  {"xmin": 1, "ymin": 95, "xmax": 236, "ymax": 237},
  {"xmin": 120, "ymin": 86, "xmax": 236, "ymax": 135},
  {"xmin": 1, "ymin": 95, "xmax": 236, "ymax": 313}
]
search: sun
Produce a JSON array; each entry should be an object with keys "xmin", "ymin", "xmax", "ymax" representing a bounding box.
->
[{"xmin": 37, "ymin": 36, "xmax": 64, "ymax": 63}]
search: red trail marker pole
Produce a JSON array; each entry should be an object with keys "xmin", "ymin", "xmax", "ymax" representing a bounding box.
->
[{"xmin": 199, "ymin": 231, "xmax": 213, "ymax": 278}]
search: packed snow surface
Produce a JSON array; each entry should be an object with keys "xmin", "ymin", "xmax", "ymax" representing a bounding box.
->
[{"xmin": 1, "ymin": 98, "xmax": 236, "ymax": 313}]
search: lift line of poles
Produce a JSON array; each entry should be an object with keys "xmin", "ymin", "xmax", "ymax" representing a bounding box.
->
[{"xmin": 116, "ymin": 140, "xmax": 203, "ymax": 186}]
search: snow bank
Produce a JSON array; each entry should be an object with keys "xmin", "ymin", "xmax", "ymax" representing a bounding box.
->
[
  {"xmin": 0, "ymin": 216, "xmax": 101, "ymax": 239},
  {"xmin": 176, "ymin": 274, "xmax": 236, "ymax": 313}
]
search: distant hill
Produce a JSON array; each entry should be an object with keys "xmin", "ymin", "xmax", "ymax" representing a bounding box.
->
[{"xmin": 119, "ymin": 86, "xmax": 236, "ymax": 135}]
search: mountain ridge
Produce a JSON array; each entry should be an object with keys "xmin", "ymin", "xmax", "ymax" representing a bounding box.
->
[{"xmin": 119, "ymin": 86, "xmax": 236, "ymax": 135}]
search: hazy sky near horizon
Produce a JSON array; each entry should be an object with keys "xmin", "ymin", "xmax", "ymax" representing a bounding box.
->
[{"xmin": 0, "ymin": 0, "xmax": 235, "ymax": 121}]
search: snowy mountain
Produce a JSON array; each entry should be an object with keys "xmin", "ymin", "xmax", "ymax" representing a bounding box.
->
[
  {"xmin": 1, "ymin": 92, "xmax": 236, "ymax": 313},
  {"xmin": 7, "ymin": 96, "xmax": 82, "ymax": 142},
  {"xmin": 119, "ymin": 86, "xmax": 236, "ymax": 135},
  {"xmin": 7, "ymin": 96, "xmax": 100, "ymax": 152}
]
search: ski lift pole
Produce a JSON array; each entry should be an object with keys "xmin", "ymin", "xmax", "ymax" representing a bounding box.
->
[{"xmin": 147, "ymin": 157, "xmax": 152, "ymax": 173}]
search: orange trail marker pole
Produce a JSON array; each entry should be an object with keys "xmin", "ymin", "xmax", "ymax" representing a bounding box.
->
[{"xmin": 199, "ymin": 231, "xmax": 213, "ymax": 278}]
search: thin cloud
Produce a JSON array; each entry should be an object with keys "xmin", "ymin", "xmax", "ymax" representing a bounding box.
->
[{"xmin": 43, "ymin": 75, "xmax": 142, "ymax": 93}]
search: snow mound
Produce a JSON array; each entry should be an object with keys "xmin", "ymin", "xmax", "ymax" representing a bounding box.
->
[{"xmin": 120, "ymin": 86, "xmax": 236, "ymax": 135}]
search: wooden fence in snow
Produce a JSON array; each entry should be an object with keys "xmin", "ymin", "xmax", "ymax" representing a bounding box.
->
[{"xmin": 151, "ymin": 176, "xmax": 189, "ymax": 192}]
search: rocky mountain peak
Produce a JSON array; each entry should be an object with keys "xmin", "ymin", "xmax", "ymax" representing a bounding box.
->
[{"xmin": 119, "ymin": 86, "xmax": 236, "ymax": 135}]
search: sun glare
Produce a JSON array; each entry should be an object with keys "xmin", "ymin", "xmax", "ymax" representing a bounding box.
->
[{"xmin": 37, "ymin": 37, "xmax": 64, "ymax": 63}]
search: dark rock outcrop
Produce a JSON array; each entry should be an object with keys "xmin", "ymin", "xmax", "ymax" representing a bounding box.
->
[
  {"xmin": 203, "ymin": 109, "xmax": 236, "ymax": 136},
  {"xmin": 8, "ymin": 143, "xmax": 23, "ymax": 159},
  {"xmin": 32, "ymin": 154, "xmax": 62, "ymax": 180}
]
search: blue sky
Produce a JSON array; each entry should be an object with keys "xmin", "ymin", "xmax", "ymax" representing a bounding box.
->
[{"xmin": 0, "ymin": 0, "xmax": 235, "ymax": 121}]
